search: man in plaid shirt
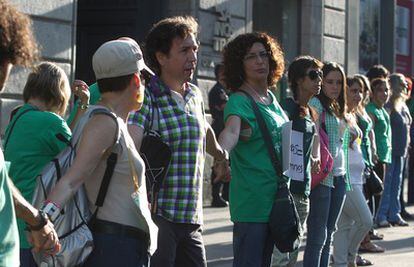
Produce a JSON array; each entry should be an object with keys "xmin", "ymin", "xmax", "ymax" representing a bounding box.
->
[{"xmin": 128, "ymin": 16, "xmax": 229, "ymax": 267}]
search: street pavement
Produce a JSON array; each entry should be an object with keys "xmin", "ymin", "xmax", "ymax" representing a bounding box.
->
[{"xmin": 204, "ymin": 205, "xmax": 414, "ymax": 267}]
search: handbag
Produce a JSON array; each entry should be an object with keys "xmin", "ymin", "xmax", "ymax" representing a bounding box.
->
[
  {"xmin": 364, "ymin": 166, "xmax": 383, "ymax": 195},
  {"xmin": 311, "ymin": 111, "xmax": 334, "ymax": 189},
  {"xmin": 139, "ymin": 90, "xmax": 172, "ymax": 214},
  {"xmin": 240, "ymin": 91, "xmax": 301, "ymax": 253}
]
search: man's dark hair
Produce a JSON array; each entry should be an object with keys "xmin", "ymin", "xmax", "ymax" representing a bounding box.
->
[
  {"xmin": 97, "ymin": 74, "xmax": 134, "ymax": 93},
  {"xmin": 0, "ymin": 0, "xmax": 38, "ymax": 66},
  {"xmin": 366, "ymin": 64, "xmax": 389, "ymax": 81},
  {"xmin": 145, "ymin": 16, "xmax": 198, "ymax": 76}
]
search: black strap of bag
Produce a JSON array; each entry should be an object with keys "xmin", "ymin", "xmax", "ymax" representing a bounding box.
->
[
  {"xmin": 239, "ymin": 91, "xmax": 287, "ymax": 186},
  {"xmin": 89, "ymin": 111, "xmax": 119, "ymax": 222},
  {"xmin": 3, "ymin": 106, "xmax": 37, "ymax": 150}
]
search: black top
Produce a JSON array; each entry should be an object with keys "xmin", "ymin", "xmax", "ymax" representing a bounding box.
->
[
  {"xmin": 281, "ymin": 98, "xmax": 316, "ymax": 196},
  {"xmin": 208, "ymin": 82, "xmax": 229, "ymax": 135}
]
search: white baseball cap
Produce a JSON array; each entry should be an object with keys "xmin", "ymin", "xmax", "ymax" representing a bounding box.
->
[{"xmin": 92, "ymin": 39, "xmax": 154, "ymax": 80}]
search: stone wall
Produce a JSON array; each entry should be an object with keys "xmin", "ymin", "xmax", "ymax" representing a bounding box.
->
[{"xmin": 0, "ymin": 0, "xmax": 76, "ymax": 135}]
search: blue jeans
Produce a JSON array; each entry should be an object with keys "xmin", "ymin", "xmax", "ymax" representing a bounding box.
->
[
  {"xmin": 83, "ymin": 232, "xmax": 149, "ymax": 267},
  {"xmin": 376, "ymin": 156, "xmax": 404, "ymax": 223},
  {"xmin": 233, "ymin": 222, "xmax": 274, "ymax": 267},
  {"xmin": 303, "ymin": 176, "xmax": 346, "ymax": 267}
]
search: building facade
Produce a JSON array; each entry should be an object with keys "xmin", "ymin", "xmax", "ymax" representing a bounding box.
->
[{"xmin": 3, "ymin": 0, "xmax": 413, "ymax": 203}]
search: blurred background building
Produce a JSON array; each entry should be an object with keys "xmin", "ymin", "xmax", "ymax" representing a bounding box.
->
[{"xmin": 2, "ymin": 0, "xmax": 413, "ymax": 202}]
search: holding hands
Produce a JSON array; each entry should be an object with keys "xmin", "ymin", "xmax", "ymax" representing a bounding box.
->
[
  {"xmin": 27, "ymin": 211, "xmax": 61, "ymax": 255},
  {"xmin": 72, "ymin": 80, "xmax": 90, "ymax": 107}
]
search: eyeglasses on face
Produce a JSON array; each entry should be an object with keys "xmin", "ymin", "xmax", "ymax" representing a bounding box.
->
[
  {"xmin": 306, "ymin": 69, "xmax": 323, "ymax": 80},
  {"xmin": 243, "ymin": 51, "xmax": 270, "ymax": 62}
]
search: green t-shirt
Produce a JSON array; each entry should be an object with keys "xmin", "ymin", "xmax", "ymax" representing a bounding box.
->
[
  {"xmin": 281, "ymin": 98, "xmax": 316, "ymax": 197},
  {"xmin": 366, "ymin": 102, "xmax": 392, "ymax": 163},
  {"xmin": 224, "ymin": 91, "xmax": 288, "ymax": 223},
  {"xmin": 67, "ymin": 82, "xmax": 101, "ymax": 125},
  {"xmin": 4, "ymin": 104, "xmax": 71, "ymax": 248},
  {"xmin": 357, "ymin": 113, "xmax": 374, "ymax": 167},
  {"xmin": 0, "ymin": 151, "xmax": 19, "ymax": 267}
]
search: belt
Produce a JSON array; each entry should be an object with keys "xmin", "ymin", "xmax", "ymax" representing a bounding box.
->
[{"xmin": 91, "ymin": 219, "xmax": 149, "ymax": 243}]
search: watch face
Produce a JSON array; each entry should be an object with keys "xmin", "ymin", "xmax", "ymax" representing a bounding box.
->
[{"xmin": 42, "ymin": 202, "xmax": 60, "ymax": 222}]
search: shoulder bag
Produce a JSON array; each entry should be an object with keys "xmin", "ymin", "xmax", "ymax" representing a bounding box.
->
[
  {"xmin": 311, "ymin": 110, "xmax": 334, "ymax": 189},
  {"xmin": 240, "ymin": 91, "xmax": 301, "ymax": 253}
]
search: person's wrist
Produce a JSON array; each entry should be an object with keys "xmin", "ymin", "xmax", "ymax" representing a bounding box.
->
[
  {"xmin": 26, "ymin": 210, "xmax": 48, "ymax": 231},
  {"xmin": 41, "ymin": 200, "xmax": 61, "ymax": 222},
  {"xmin": 215, "ymin": 149, "xmax": 229, "ymax": 163},
  {"xmin": 79, "ymin": 102, "xmax": 89, "ymax": 110}
]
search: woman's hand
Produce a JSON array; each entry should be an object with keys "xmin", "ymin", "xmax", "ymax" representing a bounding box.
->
[
  {"xmin": 72, "ymin": 80, "xmax": 90, "ymax": 106},
  {"xmin": 311, "ymin": 156, "xmax": 321, "ymax": 174}
]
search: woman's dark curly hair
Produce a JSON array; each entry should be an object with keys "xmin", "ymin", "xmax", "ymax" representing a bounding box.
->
[
  {"xmin": 0, "ymin": 0, "xmax": 38, "ymax": 66},
  {"xmin": 317, "ymin": 61, "xmax": 347, "ymax": 118},
  {"xmin": 223, "ymin": 32, "xmax": 284, "ymax": 91}
]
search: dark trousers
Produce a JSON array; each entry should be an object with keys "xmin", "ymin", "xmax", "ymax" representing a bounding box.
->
[
  {"xmin": 151, "ymin": 215, "xmax": 207, "ymax": 267},
  {"xmin": 368, "ymin": 162, "xmax": 387, "ymax": 216},
  {"xmin": 400, "ymin": 159, "xmax": 409, "ymax": 211},
  {"xmin": 83, "ymin": 232, "xmax": 149, "ymax": 267},
  {"xmin": 233, "ymin": 222, "xmax": 274, "ymax": 267}
]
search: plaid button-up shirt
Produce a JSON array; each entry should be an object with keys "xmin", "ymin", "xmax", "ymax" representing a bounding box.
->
[
  {"xmin": 128, "ymin": 76, "xmax": 206, "ymax": 224},
  {"xmin": 309, "ymin": 97, "xmax": 350, "ymax": 189}
]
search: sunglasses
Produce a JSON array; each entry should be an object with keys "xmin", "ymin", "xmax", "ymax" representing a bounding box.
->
[{"xmin": 307, "ymin": 69, "xmax": 323, "ymax": 80}]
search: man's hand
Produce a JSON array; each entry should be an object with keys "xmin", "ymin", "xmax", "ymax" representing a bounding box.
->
[
  {"xmin": 28, "ymin": 220, "xmax": 61, "ymax": 255},
  {"xmin": 213, "ymin": 159, "xmax": 231, "ymax": 183}
]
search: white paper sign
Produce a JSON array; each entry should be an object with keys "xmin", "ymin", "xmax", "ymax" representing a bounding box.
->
[{"xmin": 289, "ymin": 130, "xmax": 305, "ymax": 181}]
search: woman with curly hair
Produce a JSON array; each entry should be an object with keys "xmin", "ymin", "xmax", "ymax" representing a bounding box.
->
[
  {"xmin": 304, "ymin": 62, "xmax": 351, "ymax": 267},
  {"xmin": 0, "ymin": 0, "xmax": 38, "ymax": 89},
  {"xmin": 218, "ymin": 32, "xmax": 288, "ymax": 266}
]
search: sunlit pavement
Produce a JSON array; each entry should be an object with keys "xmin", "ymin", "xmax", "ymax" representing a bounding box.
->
[{"xmin": 204, "ymin": 205, "xmax": 414, "ymax": 267}]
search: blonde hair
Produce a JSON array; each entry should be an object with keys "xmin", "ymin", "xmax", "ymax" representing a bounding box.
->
[{"xmin": 23, "ymin": 62, "xmax": 71, "ymax": 116}]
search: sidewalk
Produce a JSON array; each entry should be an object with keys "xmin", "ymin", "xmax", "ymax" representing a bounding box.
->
[{"xmin": 204, "ymin": 205, "xmax": 414, "ymax": 267}]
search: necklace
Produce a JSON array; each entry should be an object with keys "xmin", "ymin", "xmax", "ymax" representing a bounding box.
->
[{"xmin": 244, "ymin": 83, "xmax": 269, "ymax": 105}]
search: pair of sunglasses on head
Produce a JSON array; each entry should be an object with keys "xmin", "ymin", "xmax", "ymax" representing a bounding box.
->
[{"xmin": 307, "ymin": 69, "xmax": 323, "ymax": 80}]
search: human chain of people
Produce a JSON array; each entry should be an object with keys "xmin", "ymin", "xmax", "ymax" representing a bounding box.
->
[{"xmin": 1, "ymin": 1, "xmax": 414, "ymax": 267}]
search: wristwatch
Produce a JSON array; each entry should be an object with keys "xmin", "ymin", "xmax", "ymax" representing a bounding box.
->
[
  {"xmin": 79, "ymin": 103, "xmax": 89, "ymax": 110},
  {"xmin": 27, "ymin": 210, "xmax": 49, "ymax": 231},
  {"xmin": 41, "ymin": 201, "xmax": 61, "ymax": 222}
]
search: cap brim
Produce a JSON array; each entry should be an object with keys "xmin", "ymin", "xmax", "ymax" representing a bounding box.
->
[{"xmin": 138, "ymin": 61, "xmax": 155, "ymax": 76}]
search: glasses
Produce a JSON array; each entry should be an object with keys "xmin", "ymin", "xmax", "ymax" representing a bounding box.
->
[
  {"xmin": 243, "ymin": 51, "xmax": 270, "ymax": 62},
  {"xmin": 306, "ymin": 69, "xmax": 323, "ymax": 80}
]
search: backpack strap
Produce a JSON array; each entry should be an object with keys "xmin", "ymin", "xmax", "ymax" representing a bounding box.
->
[
  {"xmin": 3, "ymin": 106, "xmax": 37, "ymax": 150},
  {"xmin": 78, "ymin": 107, "xmax": 121, "ymax": 221}
]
